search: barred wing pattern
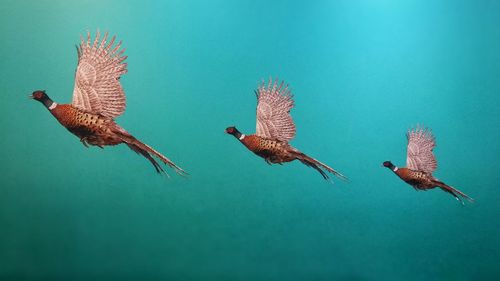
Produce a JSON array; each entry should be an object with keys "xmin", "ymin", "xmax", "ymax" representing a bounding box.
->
[
  {"xmin": 72, "ymin": 31, "xmax": 128, "ymax": 118},
  {"xmin": 255, "ymin": 79, "xmax": 296, "ymax": 142},
  {"xmin": 406, "ymin": 126, "xmax": 437, "ymax": 174}
]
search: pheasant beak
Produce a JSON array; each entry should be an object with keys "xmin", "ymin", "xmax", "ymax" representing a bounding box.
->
[{"xmin": 28, "ymin": 94, "xmax": 34, "ymax": 99}]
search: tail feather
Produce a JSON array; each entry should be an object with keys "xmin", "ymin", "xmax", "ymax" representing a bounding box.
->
[
  {"xmin": 435, "ymin": 180, "xmax": 474, "ymax": 204},
  {"xmin": 126, "ymin": 143, "xmax": 166, "ymax": 174},
  {"xmin": 292, "ymin": 151, "xmax": 348, "ymax": 181},
  {"xmin": 114, "ymin": 128, "xmax": 188, "ymax": 176}
]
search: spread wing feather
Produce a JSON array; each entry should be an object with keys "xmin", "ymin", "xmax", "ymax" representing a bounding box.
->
[
  {"xmin": 72, "ymin": 30, "xmax": 128, "ymax": 118},
  {"xmin": 406, "ymin": 126, "xmax": 437, "ymax": 174},
  {"xmin": 255, "ymin": 79, "xmax": 296, "ymax": 142}
]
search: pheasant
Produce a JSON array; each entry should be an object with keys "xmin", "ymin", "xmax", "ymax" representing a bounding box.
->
[
  {"xmin": 30, "ymin": 31, "xmax": 187, "ymax": 176},
  {"xmin": 382, "ymin": 126, "xmax": 473, "ymax": 203},
  {"xmin": 225, "ymin": 79, "xmax": 347, "ymax": 181}
]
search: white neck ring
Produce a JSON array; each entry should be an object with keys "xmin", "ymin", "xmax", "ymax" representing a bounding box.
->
[
  {"xmin": 48, "ymin": 102, "xmax": 57, "ymax": 110},
  {"xmin": 238, "ymin": 134, "xmax": 245, "ymax": 140}
]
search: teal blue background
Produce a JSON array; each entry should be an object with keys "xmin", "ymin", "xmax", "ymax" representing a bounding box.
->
[{"xmin": 1, "ymin": 0, "xmax": 499, "ymax": 280}]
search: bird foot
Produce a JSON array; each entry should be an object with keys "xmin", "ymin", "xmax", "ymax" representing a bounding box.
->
[{"xmin": 80, "ymin": 138, "xmax": 89, "ymax": 148}]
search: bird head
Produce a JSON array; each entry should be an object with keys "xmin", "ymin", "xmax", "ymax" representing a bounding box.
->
[
  {"xmin": 225, "ymin": 126, "xmax": 238, "ymax": 135},
  {"xmin": 382, "ymin": 161, "xmax": 393, "ymax": 168},
  {"xmin": 225, "ymin": 126, "xmax": 244, "ymax": 140},
  {"xmin": 29, "ymin": 90, "xmax": 49, "ymax": 102}
]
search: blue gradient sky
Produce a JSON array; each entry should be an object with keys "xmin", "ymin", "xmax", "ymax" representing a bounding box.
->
[{"xmin": 1, "ymin": 1, "xmax": 499, "ymax": 280}]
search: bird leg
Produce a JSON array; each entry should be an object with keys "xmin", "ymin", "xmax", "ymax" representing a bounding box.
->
[{"xmin": 80, "ymin": 137, "xmax": 89, "ymax": 148}]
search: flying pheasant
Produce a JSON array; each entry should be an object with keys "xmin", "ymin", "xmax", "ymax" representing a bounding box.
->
[
  {"xmin": 382, "ymin": 126, "xmax": 472, "ymax": 203},
  {"xmin": 30, "ymin": 31, "xmax": 187, "ymax": 176},
  {"xmin": 225, "ymin": 79, "xmax": 347, "ymax": 181}
]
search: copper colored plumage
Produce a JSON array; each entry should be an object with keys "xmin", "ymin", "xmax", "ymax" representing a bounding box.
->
[
  {"xmin": 383, "ymin": 126, "xmax": 473, "ymax": 204},
  {"xmin": 225, "ymin": 79, "xmax": 347, "ymax": 181},
  {"xmin": 30, "ymin": 31, "xmax": 187, "ymax": 176}
]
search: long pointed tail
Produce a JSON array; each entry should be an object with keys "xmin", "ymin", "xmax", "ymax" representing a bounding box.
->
[
  {"xmin": 434, "ymin": 180, "xmax": 474, "ymax": 204},
  {"xmin": 114, "ymin": 128, "xmax": 188, "ymax": 176},
  {"xmin": 292, "ymin": 151, "xmax": 348, "ymax": 181}
]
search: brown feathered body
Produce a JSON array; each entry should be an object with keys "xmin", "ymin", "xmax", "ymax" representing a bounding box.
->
[
  {"xmin": 241, "ymin": 134, "xmax": 346, "ymax": 180},
  {"xmin": 226, "ymin": 128, "xmax": 347, "ymax": 180},
  {"xmin": 51, "ymin": 104, "xmax": 122, "ymax": 146},
  {"xmin": 394, "ymin": 167, "xmax": 445, "ymax": 190},
  {"xmin": 394, "ymin": 166, "xmax": 472, "ymax": 202},
  {"xmin": 44, "ymin": 103, "xmax": 186, "ymax": 175},
  {"xmin": 240, "ymin": 135, "xmax": 296, "ymax": 163}
]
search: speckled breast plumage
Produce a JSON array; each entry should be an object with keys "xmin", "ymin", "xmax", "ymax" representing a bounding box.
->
[
  {"xmin": 396, "ymin": 168, "xmax": 435, "ymax": 190},
  {"xmin": 51, "ymin": 104, "xmax": 122, "ymax": 147},
  {"xmin": 241, "ymin": 135, "xmax": 296, "ymax": 163}
]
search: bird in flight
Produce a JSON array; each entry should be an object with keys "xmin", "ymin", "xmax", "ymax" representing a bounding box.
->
[
  {"xmin": 30, "ymin": 31, "xmax": 187, "ymax": 176},
  {"xmin": 382, "ymin": 126, "xmax": 473, "ymax": 204},
  {"xmin": 225, "ymin": 79, "xmax": 347, "ymax": 181}
]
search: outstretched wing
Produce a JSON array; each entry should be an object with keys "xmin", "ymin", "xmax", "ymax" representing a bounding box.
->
[
  {"xmin": 72, "ymin": 31, "xmax": 128, "ymax": 118},
  {"xmin": 406, "ymin": 126, "xmax": 437, "ymax": 174},
  {"xmin": 255, "ymin": 79, "xmax": 296, "ymax": 142}
]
